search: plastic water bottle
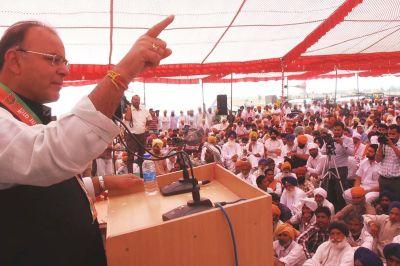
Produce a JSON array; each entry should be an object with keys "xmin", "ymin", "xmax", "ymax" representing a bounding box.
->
[{"xmin": 142, "ymin": 154, "xmax": 158, "ymax": 195}]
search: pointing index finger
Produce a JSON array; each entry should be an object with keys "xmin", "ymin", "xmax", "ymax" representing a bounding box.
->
[{"xmin": 146, "ymin": 15, "xmax": 174, "ymax": 38}]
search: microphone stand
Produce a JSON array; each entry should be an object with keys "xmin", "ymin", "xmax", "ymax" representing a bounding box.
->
[
  {"xmin": 160, "ymin": 151, "xmax": 194, "ymax": 196},
  {"xmin": 162, "ymin": 156, "xmax": 213, "ymax": 221}
]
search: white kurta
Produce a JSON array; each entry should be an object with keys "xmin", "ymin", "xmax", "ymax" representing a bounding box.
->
[
  {"xmin": 303, "ymin": 241, "xmax": 354, "ymax": 266},
  {"xmin": 221, "ymin": 142, "xmax": 242, "ymax": 171},
  {"xmin": 273, "ymin": 240, "xmax": 306, "ymax": 266}
]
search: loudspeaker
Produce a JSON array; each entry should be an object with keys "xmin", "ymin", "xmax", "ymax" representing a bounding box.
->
[{"xmin": 216, "ymin": 94, "xmax": 228, "ymax": 115}]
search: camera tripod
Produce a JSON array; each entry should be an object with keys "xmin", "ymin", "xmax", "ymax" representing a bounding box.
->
[{"xmin": 319, "ymin": 154, "xmax": 345, "ymax": 194}]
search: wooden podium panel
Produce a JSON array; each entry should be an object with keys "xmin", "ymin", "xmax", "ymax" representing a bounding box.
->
[{"xmin": 106, "ymin": 163, "xmax": 272, "ymax": 266}]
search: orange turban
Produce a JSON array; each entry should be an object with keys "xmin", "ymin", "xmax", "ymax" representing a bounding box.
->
[
  {"xmin": 235, "ymin": 160, "xmax": 252, "ymax": 171},
  {"xmin": 207, "ymin": 136, "xmax": 217, "ymax": 144},
  {"xmin": 281, "ymin": 162, "xmax": 292, "ymax": 171},
  {"xmin": 351, "ymin": 186, "xmax": 366, "ymax": 197},
  {"xmin": 294, "ymin": 166, "xmax": 307, "ymax": 175},
  {"xmin": 271, "ymin": 204, "xmax": 281, "ymax": 217},
  {"xmin": 274, "ymin": 223, "xmax": 300, "ymax": 239},
  {"xmin": 297, "ymin": 135, "xmax": 308, "ymax": 145},
  {"xmin": 152, "ymin": 138, "xmax": 164, "ymax": 148},
  {"xmin": 249, "ymin": 131, "xmax": 258, "ymax": 139}
]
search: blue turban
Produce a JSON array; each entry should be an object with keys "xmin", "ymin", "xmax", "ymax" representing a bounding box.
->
[
  {"xmin": 383, "ymin": 243, "xmax": 400, "ymax": 260},
  {"xmin": 389, "ymin": 201, "xmax": 400, "ymax": 212},
  {"xmin": 354, "ymin": 247, "xmax": 383, "ymax": 266},
  {"xmin": 282, "ymin": 176, "xmax": 298, "ymax": 186}
]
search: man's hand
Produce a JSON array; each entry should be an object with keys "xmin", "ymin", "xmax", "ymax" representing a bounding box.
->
[
  {"xmin": 335, "ymin": 137, "xmax": 343, "ymax": 145},
  {"xmin": 105, "ymin": 174, "xmax": 144, "ymax": 196},
  {"xmin": 231, "ymin": 154, "xmax": 238, "ymax": 162},
  {"xmin": 115, "ymin": 15, "xmax": 174, "ymax": 80},
  {"xmin": 368, "ymin": 222, "xmax": 379, "ymax": 237}
]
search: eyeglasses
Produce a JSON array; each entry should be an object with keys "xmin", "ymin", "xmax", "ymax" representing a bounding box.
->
[{"xmin": 16, "ymin": 48, "xmax": 69, "ymax": 69}]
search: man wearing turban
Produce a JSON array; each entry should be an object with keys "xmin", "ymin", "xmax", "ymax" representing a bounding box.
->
[
  {"xmin": 334, "ymin": 187, "xmax": 376, "ymax": 221},
  {"xmin": 273, "ymin": 223, "xmax": 306, "ymax": 266},
  {"xmin": 290, "ymin": 198, "xmax": 317, "ymax": 233},
  {"xmin": 280, "ymin": 176, "xmax": 306, "ymax": 213},
  {"xmin": 151, "ymin": 139, "xmax": 168, "ymax": 176},
  {"xmin": 264, "ymin": 129, "xmax": 284, "ymax": 164},
  {"xmin": 304, "ymin": 221, "xmax": 355, "ymax": 266},
  {"xmin": 245, "ymin": 131, "xmax": 264, "ymax": 168},
  {"xmin": 313, "ymin": 187, "xmax": 335, "ymax": 216},
  {"xmin": 235, "ymin": 160, "xmax": 256, "ymax": 186},
  {"xmin": 221, "ymin": 131, "xmax": 242, "ymax": 172},
  {"xmin": 290, "ymin": 134, "xmax": 310, "ymax": 169}
]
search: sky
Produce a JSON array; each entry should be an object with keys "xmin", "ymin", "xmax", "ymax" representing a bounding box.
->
[{"xmin": 48, "ymin": 75, "xmax": 400, "ymax": 117}]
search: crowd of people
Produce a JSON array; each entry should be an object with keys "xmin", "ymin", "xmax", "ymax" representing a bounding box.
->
[{"xmin": 95, "ymin": 95, "xmax": 400, "ymax": 266}]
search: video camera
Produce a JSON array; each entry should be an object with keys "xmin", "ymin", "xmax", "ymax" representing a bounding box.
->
[
  {"xmin": 323, "ymin": 134, "xmax": 336, "ymax": 155},
  {"xmin": 376, "ymin": 132, "xmax": 389, "ymax": 144}
]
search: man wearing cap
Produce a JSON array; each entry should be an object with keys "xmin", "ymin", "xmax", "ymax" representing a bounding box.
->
[
  {"xmin": 364, "ymin": 201, "xmax": 400, "ymax": 261},
  {"xmin": 222, "ymin": 131, "xmax": 242, "ymax": 172},
  {"xmin": 303, "ymin": 221, "xmax": 354, "ymax": 266},
  {"xmin": 334, "ymin": 187, "xmax": 376, "ymax": 221},
  {"xmin": 281, "ymin": 134, "xmax": 296, "ymax": 160},
  {"xmin": 246, "ymin": 131, "xmax": 264, "ymax": 168},
  {"xmin": 354, "ymin": 247, "xmax": 383, "ymax": 266},
  {"xmin": 313, "ymin": 187, "xmax": 335, "ymax": 215},
  {"xmin": 348, "ymin": 131, "xmax": 367, "ymax": 181},
  {"xmin": 344, "ymin": 145, "xmax": 380, "ymax": 204},
  {"xmin": 252, "ymin": 158, "xmax": 268, "ymax": 178},
  {"xmin": 273, "ymin": 223, "xmax": 306, "ymax": 266},
  {"xmin": 280, "ymin": 176, "xmax": 307, "ymax": 213}
]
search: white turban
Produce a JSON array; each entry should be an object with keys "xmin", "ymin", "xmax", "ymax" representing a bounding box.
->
[
  {"xmin": 300, "ymin": 198, "xmax": 318, "ymax": 212},
  {"xmin": 308, "ymin": 143, "xmax": 319, "ymax": 150},
  {"xmin": 314, "ymin": 187, "xmax": 327, "ymax": 199}
]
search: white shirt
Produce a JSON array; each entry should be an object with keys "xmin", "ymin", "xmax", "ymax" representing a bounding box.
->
[
  {"xmin": 306, "ymin": 154, "xmax": 327, "ymax": 175},
  {"xmin": 356, "ymin": 158, "xmax": 380, "ymax": 190},
  {"xmin": 159, "ymin": 115, "xmax": 170, "ymax": 131},
  {"xmin": 0, "ymin": 96, "xmax": 120, "ymax": 189},
  {"xmin": 273, "ymin": 240, "xmax": 306, "ymax": 266},
  {"xmin": 347, "ymin": 227, "xmax": 373, "ymax": 251},
  {"xmin": 280, "ymin": 187, "xmax": 307, "ymax": 212},
  {"xmin": 264, "ymin": 138, "xmax": 284, "ymax": 159},
  {"xmin": 304, "ymin": 241, "xmax": 354, "ymax": 266},
  {"xmin": 125, "ymin": 106, "xmax": 151, "ymax": 134},
  {"xmin": 246, "ymin": 141, "xmax": 265, "ymax": 157},
  {"xmin": 236, "ymin": 172, "xmax": 257, "ymax": 186}
]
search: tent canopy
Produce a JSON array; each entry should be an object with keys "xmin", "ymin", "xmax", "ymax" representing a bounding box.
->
[{"xmin": 1, "ymin": 0, "xmax": 399, "ymax": 84}]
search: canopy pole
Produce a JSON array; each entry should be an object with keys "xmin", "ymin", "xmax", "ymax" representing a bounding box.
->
[
  {"xmin": 281, "ymin": 59, "xmax": 285, "ymax": 104},
  {"xmin": 356, "ymin": 73, "xmax": 359, "ymax": 100},
  {"xmin": 200, "ymin": 79, "xmax": 205, "ymax": 111},
  {"xmin": 143, "ymin": 80, "xmax": 146, "ymax": 106},
  {"xmin": 334, "ymin": 67, "xmax": 338, "ymax": 104},
  {"xmin": 230, "ymin": 73, "xmax": 233, "ymax": 112},
  {"xmin": 286, "ymin": 78, "xmax": 289, "ymax": 100}
]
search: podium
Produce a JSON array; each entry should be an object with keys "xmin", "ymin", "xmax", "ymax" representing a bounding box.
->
[{"xmin": 105, "ymin": 163, "xmax": 273, "ymax": 266}]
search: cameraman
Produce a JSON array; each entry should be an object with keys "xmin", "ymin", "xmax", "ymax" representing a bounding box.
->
[
  {"xmin": 376, "ymin": 124, "xmax": 400, "ymax": 195},
  {"xmin": 321, "ymin": 121, "xmax": 354, "ymax": 211}
]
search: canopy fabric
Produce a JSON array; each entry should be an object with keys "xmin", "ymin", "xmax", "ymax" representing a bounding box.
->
[{"xmin": 1, "ymin": 0, "xmax": 399, "ymax": 83}]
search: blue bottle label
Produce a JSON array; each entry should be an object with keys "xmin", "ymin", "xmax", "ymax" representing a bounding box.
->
[{"xmin": 143, "ymin": 171, "xmax": 156, "ymax": 182}]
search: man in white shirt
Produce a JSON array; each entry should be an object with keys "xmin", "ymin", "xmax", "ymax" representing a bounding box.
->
[
  {"xmin": 343, "ymin": 144, "xmax": 380, "ymax": 204},
  {"xmin": 264, "ymin": 129, "xmax": 283, "ymax": 163},
  {"xmin": 0, "ymin": 16, "xmax": 173, "ymax": 265},
  {"xmin": 246, "ymin": 131, "xmax": 264, "ymax": 168},
  {"xmin": 306, "ymin": 143, "xmax": 326, "ymax": 183},
  {"xmin": 303, "ymin": 221, "xmax": 354, "ymax": 266},
  {"xmin": 159, "ymin": 110, "xmax": 170, "ymax": 131},
  {"xmin": 221, "ymin": 131, "xmax": 242, "ymax": 172},
  {"xmin": 124, "ymin": 94, "xmax": 152, "ymax": 173},
  {"xmin": 273, "ymin": 223, "xmax": 305, "ymax": 266},
  {"xmin": 345, "ymin": 213, "xmax": 373, "ymax": 251}
]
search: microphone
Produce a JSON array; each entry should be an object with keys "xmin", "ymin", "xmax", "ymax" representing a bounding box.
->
[
  {"xmin": 161, "ymin": 153, "xmax": 213, "ymax": 221},
  {"xmin": 160, "ymin": 152, "xmax": 194, "ymax": 196}
]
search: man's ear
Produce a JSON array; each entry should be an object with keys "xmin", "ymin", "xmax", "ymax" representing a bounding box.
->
[{"xmin": 4, "ymin": 49, "xmax": 22, "ymax": 75}]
